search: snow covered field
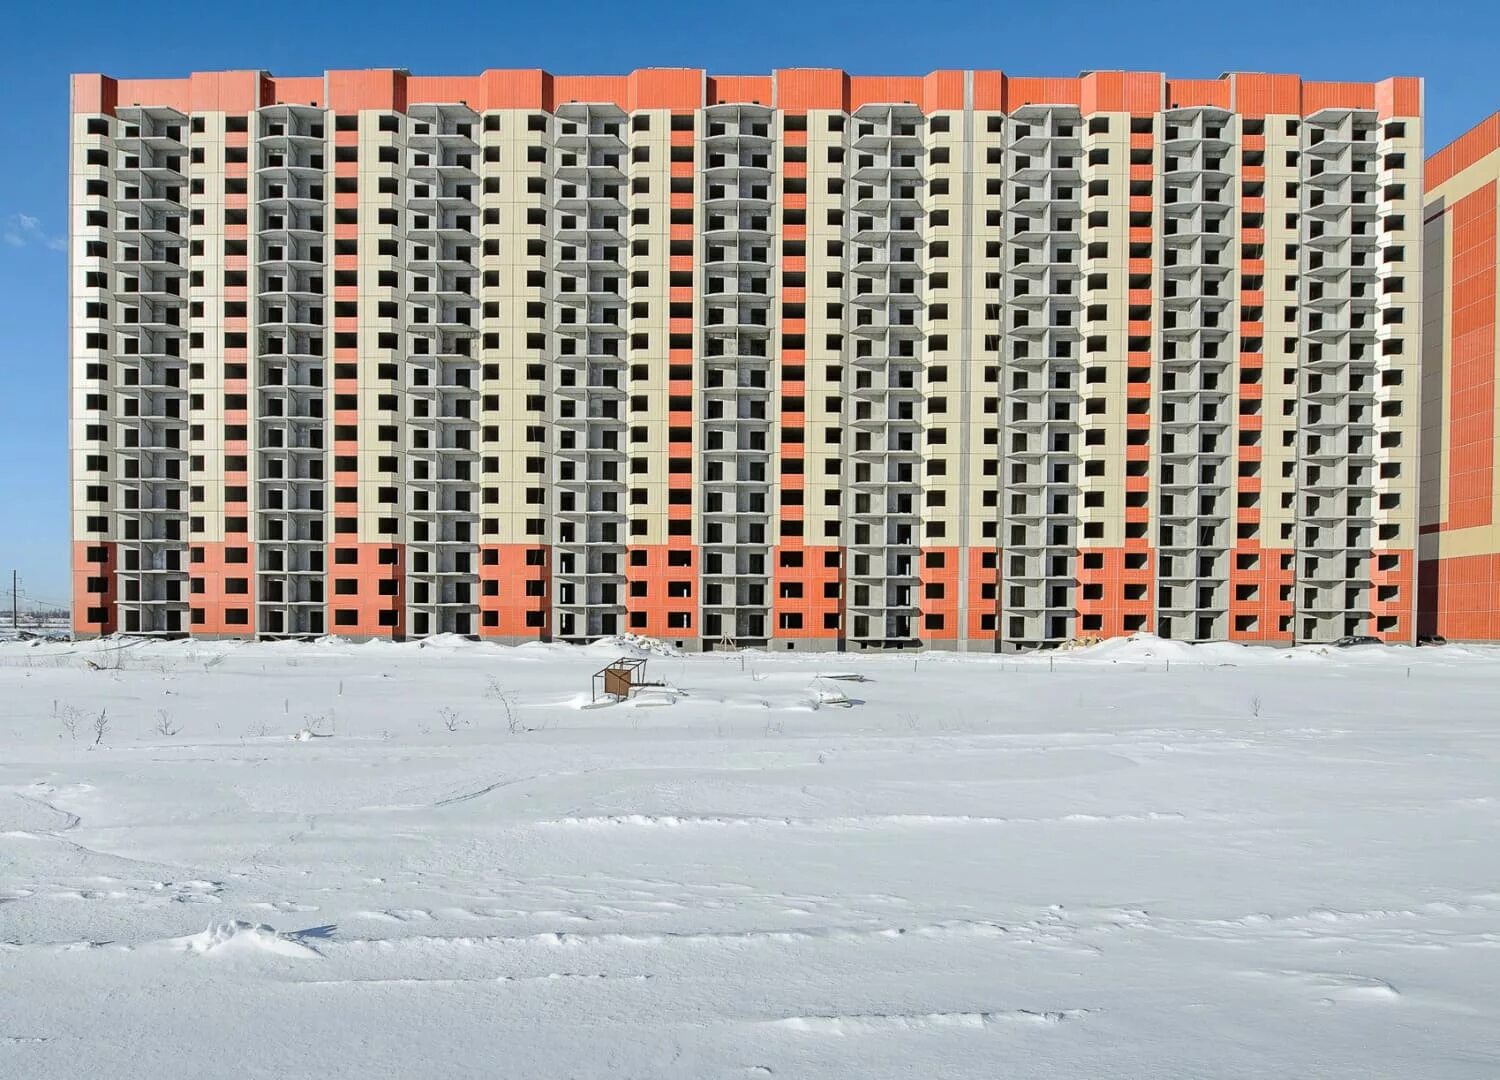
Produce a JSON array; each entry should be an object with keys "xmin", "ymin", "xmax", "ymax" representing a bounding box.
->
[{"xmin": 1, "ymin": 634, "xmax": 1497, "ymax": 1079}]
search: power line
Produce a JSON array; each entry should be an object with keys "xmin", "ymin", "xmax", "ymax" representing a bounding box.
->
[
  {"xmin": 2, "ymin": 575, "xmax": 70, "ymax": 624},
  {"xmin": 19, "ymin": 593, "xmax": 71, "ymax": 610}
]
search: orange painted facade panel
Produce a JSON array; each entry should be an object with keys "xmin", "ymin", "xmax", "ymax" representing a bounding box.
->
[
  {"xmin": 386, "ymin": 67, "xmax": 732, "ymax": 112},
  {"xmin": 1233, "ymin": 73, "xmax": 1302, "ymax": 119},
  {"xmin": 552, "ymin": 75, "xmax": 630, "ymax": 109},
  {"xmin": 478, "ymin": 69, "xmax": 548, "ymax": 110},
  {"xmin": 271, "ymin": 76, "xmax": 324, "ymax": 107},
  {"xmin": 1004, "ymin": 77, "xmax": 1082, "ymax": 110},
  {"xmin": 708, "ymin": 76, "xmax": 772, "ymax": 106},
  {"xmin": 1369, "ymin": 548, "xmax": 1415, "ymax": 643},
  {"xmin": 405, "ymin": 75, "xmax": 490, "ymax": 108},
  {"xmin": 1227, "ymin": 541, "xmax": 1294, "ymax": 642},
  {"xmin": 775, "ymin": 68, "xmax": 847, "ymax": 112},
  {"xmin": 72, "ymin": 541, "xmax": 118, "ymax": 635},
  {"xmin": 627, "ymin": 69, "xmax": 703, "ymax": 110},
  {"xmin": 1303, "ymin": 81, "xmax": 1376, "ymax": 115},
  {"xmin": 921, "ymin": 71, "xmax": 966, "ymax": 113},
  {"xmin": 326, "ymin": 69, "xmax": 406, "ymax": 113},
  {"xmin": 1421, "ymin": 553, "xmax": 1500, "ymax": 640},
  {"xmin": 1076, "ymin": 546, "xmax": 1155, "ymax": 639},
  {"xmin": 107, "ymin": 77, "xmax": 193, "ymax": 112},
  {"xmin": 848, "ymin": 76, "xmax": 925, "ymax": 110},
  {"xmin": 191, "ymin": 541, "xmax": 256, "ymax": 636},
  {"xmin": 1164, "ymin": 78, "xmax": 1229, "ymax": 110},
  {"xmin": 1375, "ymin": 76, "xmax": 1421, "ymax": 121},
  {"xmin": 1082, "ymin": 71, "xmax": 1163, "ymax": 116},
  {"xmin": 1428, "ymin": 113, "xmax": 1500, "ymax": 190},
  {"xmin": 197, "ymin": 70, "xmax": 261, "ymax": 112},
  {"xmin": 771, "ymin": 542, "xmax": 841, "ymax": 640},
  {"xmin": 74, "ymin": 68, "xmax": 1414, "ymax": 123},
  {"xmin": 971, "ymin": 71, "xmax": 1003, "ymax": 112},
  {"xmin": 917, "ymin": 546, "xmax": 960, "ymax": 640},
  {"xmin": 1438, "ymin": 181, "xmax": 1497, "ymax": 532},
  {"xmin": 72, "ymin": 74, "xmax": 117, "ymax": 116},
  {"xmin": 625, "ymin": 545, "xmax": 697, "ymax": 640},
  {"xmin": 480, "ymin": 544, "xmax": 547, "ymax": 640},
  {"xmin": 325, "ymin": 544, "xmax": 403, "ymax": 639},
  {"xmin": 92, "ymin": 70, "xmax": 267, "ymax": 114}
]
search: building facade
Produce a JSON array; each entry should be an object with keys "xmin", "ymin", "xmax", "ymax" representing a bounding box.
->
[
  {"xmin": 70, "ymin": 68, "xmax": 1425, "ymax": 649},
  {"xmin": 1421, "ymin": 113, "xmax": 1500, "ymax": 640}
]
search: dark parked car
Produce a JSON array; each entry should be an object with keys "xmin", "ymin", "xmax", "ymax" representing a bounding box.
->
[
  {"xmin": 1417, "ymin": 635, "xmax": 1448, "ymax": 646},
  {"xmin": 1332, "ymin": 635, "xmax": 1382, "ymax": 647}
]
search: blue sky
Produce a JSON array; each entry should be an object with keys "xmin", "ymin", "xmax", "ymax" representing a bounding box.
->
[{"xmin": 1, "ymin": 0, "xmax": 1496, "ymax": 605}]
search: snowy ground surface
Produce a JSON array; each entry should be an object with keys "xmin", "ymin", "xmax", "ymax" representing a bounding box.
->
[{"xmin": 1, "ymin": 633, "xmax": 1498, "ymax": 1079}]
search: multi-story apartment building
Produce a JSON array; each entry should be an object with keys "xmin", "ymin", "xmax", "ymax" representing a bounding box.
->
[
  {"xmin": 1421, "ymin": 112, "xmax": 1500, "ymax": 640},
  {"xmin": 69, "ymin": 68, "xmax": 1425, "ymax": 649}
]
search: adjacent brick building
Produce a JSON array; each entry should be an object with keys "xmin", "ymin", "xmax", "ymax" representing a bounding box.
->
[{"xmin": 1421, "ymin": 113, "xmax": 1500, "ymax": 641}]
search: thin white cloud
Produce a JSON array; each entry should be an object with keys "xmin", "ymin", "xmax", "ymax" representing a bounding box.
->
[{"xmin": 3, "ymin": 213, "xmax": 66, "ymax": 252}]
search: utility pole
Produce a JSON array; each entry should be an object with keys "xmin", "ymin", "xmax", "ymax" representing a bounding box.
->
[{"xmin": 10, "ymin": 571, "xmax": 16, "ymax": 631}]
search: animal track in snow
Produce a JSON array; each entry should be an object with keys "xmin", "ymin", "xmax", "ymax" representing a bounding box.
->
[
  {"xmin": 536, "ymin": 811, "xmax": 1186, "ymax": 830},
  {"xmin": 164, "ymin": 880, "xmax": 224, "ymax": 904},
  {"xmin": 328, "ymin": 918, "xmax": 1013, "ymax": 953},
  {"xmin": 770, "ymin": 1009, "xmax": 1093, "ymax": 1034},
  {"xmin": 251, "ymin": 900, "xmax": 319, "ymax": 913},
  {"xmin": 352, "ymin": 908, "xmax": 436, "ymax": 923}
]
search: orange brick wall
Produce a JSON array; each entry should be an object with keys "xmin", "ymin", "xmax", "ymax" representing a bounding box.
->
[
  {"xmin": 71, "ymin": 541, "xmax": 117, "ymax": 635},
  {"xmin": 625, "ymin": 545, "xmax": 697, "ymax": 641},
  {"xmin": 1420, "ymin": 553, "xmax": 1500, "ymax": 640},
  {"xmin": 1422, "ymin": 158, "xmax": 1499, "ymax": 639},
  {"xmin": 479, "ymin": 544, "xmax": 547, "ymax": 640},
  {"xmin": 1443, "ymin": 183, "xmax": 1497, "ymax": 532},
  {"xmin": 326, "ymin": 544, "xmax": 403, "ymax": 638},
  {"xmin": 191, "ymin": 541, "xmax": 256, "ymax": 635},
  {"xmin": 771, "ymin": 543, "xmax": 842, "ymax": 642}
]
